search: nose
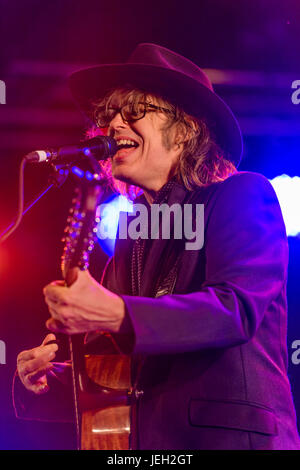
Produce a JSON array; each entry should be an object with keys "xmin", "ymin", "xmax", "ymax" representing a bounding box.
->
[{"xmin": 108, "ymin": 111, "xmax": 128, "ymax": 134}]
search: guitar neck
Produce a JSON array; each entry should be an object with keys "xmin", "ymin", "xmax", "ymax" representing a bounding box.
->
[
  {"xmin": 64, "ymin": 266, "xmax": 80, "ymax": 288},
  {"xmin": 60, "ymin": 174, "xmax": 105, "ymax": 450}
]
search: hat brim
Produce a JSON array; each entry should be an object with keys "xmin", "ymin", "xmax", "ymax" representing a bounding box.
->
[{"xmin": 69, "ymin": 63, "xmax": 243, "ymax": 166}]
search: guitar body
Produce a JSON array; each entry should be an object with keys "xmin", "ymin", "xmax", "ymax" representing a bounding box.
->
[
  {"xmin": 61, "ymin": 170, "xmax": 133, "ymax": 450},
  {"xmin": 81, "ymin": 354, "xmax": 132, "ymax": 450}
]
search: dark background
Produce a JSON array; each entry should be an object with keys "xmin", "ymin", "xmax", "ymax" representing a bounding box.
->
[{"xmin": 0, "ymin": 0, "xmax": 299, "ymax": 449}]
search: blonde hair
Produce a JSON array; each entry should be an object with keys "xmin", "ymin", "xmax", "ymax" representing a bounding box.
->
[{"xmin": 86, "ymin": 87, "xmax": 237, "ymax": 198}]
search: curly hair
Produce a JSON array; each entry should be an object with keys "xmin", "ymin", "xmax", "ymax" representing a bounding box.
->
[{"xmin": 86, "ymin": 87, "xmax": 237, "ymax": 199}]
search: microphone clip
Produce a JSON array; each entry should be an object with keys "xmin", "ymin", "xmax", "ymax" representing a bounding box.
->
[{"xmin": 47, "ymin": 163, "xmax": 70, "ymax": 188}]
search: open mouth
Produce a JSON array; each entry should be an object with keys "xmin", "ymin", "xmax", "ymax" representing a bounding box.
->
[{"xmin": 116, "ymin": 138, "xmax": 139, "ymax": 151}]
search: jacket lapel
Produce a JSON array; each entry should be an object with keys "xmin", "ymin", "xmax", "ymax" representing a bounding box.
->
[{"xmin": 139, "ymin": 183, "xmax": 189, "ymax": 297}]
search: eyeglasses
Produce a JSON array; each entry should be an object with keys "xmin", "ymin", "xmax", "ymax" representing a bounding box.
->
[{"xmin": 95, "ymin": 102, "xmax": 174, "ymax": 128}]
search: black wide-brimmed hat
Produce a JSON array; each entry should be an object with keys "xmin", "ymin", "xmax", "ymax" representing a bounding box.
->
[{"xmin": 69, "ymin": 43, "xmax": 243, "ymax": 166}]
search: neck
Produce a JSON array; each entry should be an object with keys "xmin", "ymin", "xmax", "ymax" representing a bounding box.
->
[
  {"xmin": 143, "ymin": 189, "xmax": 156, "ymax": 205},
  {"xmin": 143, "ymin": 176, "xmax": 178, "ymax": 205}
]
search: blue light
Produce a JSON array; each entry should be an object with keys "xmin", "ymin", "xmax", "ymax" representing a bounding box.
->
[
  {"xmin": 269, "ymin": 175, "xmax": 300, "ymax": 237},
  {"xmin": 83, "ymin": 148, "xmax": 92, "ymax": 156},
  {"xmin": 71, "ymin": 166, "xmax": 84, "ymax": 178},
  {"xmin": 85, "ymin": 171, "xmax": 93, "ymax": 181},
  {"xmin": 96, "ymin": 195, "xmax": 133, "ymax": 256}
]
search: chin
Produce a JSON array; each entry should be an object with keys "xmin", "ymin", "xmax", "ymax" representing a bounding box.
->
[{"xmin": 113, "ymin": 169, "xmax": 140, "ymax": 187}]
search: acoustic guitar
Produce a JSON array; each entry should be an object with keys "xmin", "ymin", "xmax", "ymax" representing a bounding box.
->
[{"xmin": 61, "ymin": 171, "xmax": 133, "ymax": 450}]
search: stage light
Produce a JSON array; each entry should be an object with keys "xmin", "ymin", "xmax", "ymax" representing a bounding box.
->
[
  {"xmin": 269, "ymin": 175, "xmax": 300, "ymax": 237},
  {"xmin": 96, "ymin": 194, "xmax": 133, "ymax": 256}
]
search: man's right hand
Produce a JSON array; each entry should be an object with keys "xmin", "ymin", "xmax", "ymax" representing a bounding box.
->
[{"xmin": 16, "ymin": 333, "xmax": 58, "ymax": 395}]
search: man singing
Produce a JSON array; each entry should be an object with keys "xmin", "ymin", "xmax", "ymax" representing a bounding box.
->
[{"xmin": 15, "ymin": 43, "xmax": 300, "ymax": 450}]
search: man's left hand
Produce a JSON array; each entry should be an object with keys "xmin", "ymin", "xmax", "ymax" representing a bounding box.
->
[{"xmin": 43, "ymin": 269, "xmax": 125, "ymax": 335}]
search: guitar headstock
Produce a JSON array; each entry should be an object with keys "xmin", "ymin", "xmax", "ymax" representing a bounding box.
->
[{"xmin": 61, "ymin": 177, "xmax": 103, "ymax": 286}]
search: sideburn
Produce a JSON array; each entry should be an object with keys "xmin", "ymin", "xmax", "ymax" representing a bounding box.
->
[{"xmin": 161, "ymin": 121, "xmax": 183, "ymax": 152}]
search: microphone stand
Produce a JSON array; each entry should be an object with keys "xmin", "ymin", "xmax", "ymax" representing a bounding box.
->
[
  {"xmin": 0, "ymin": 160, "xmax": 69, "ymax": 244},
  {"xmin": 1, "ymin": 152, "xmax": 112, "ymax": 449}
]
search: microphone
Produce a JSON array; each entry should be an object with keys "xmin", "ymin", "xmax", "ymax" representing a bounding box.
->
[{"xmin": 24, "ymin": 136, "xmax": 118, "ymax": 164}]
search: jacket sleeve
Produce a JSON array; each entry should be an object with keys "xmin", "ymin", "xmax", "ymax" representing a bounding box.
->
[{"xmin": 121, "ymin": 172, "xmax": 289, "ymax": 355}]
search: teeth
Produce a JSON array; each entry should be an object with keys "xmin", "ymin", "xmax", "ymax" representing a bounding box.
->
[{"xmin": 117, "ymin": 139, "xmax": 137, "ymax": 147}]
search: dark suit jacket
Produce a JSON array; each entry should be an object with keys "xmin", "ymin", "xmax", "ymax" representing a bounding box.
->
[
  {"xmin": 101, "ymin": 171, "xmax": 300, "ymax": 450},
  {"xmin": 14, "ymin": 171, "xmax": 300, "ymax": 450}
]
